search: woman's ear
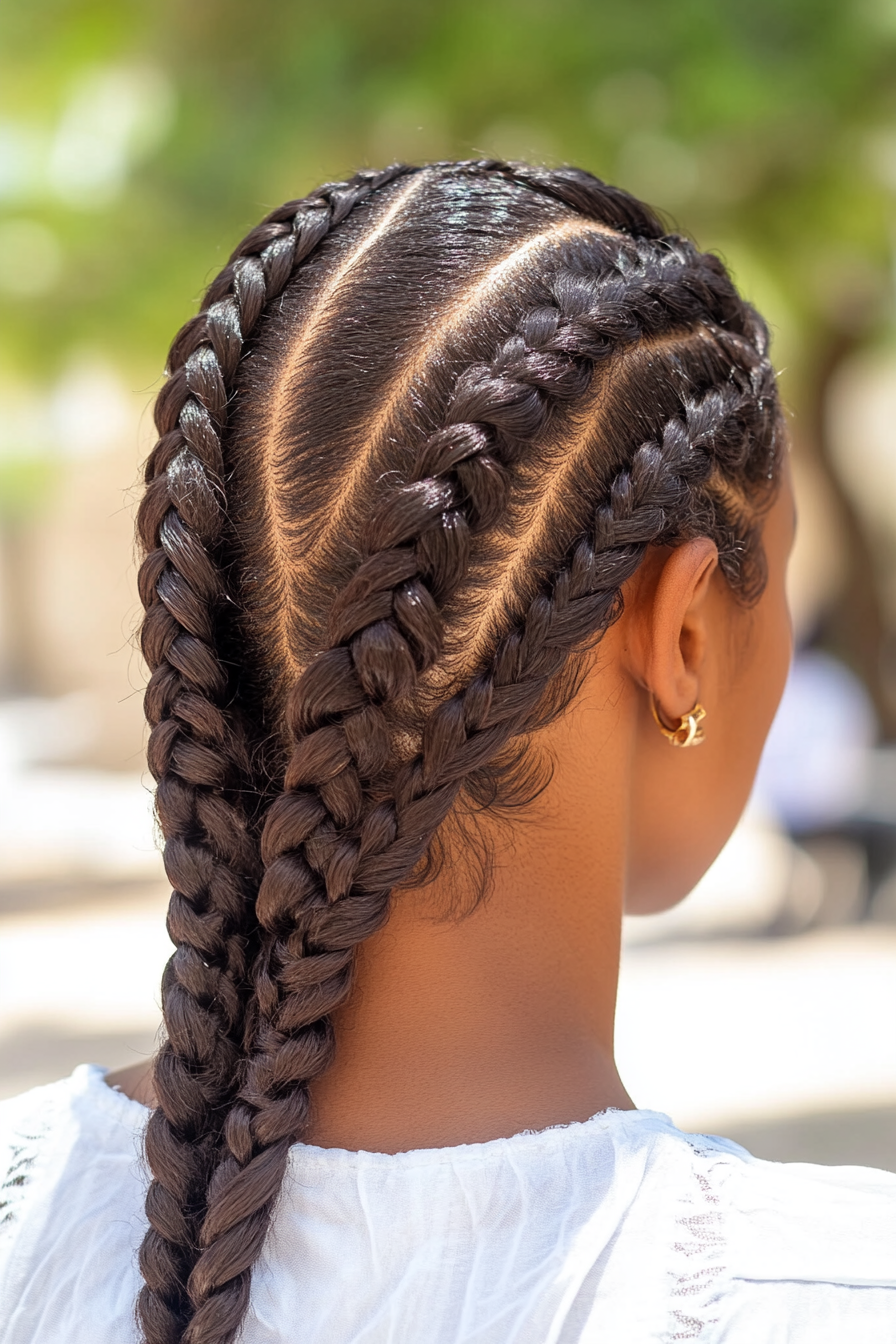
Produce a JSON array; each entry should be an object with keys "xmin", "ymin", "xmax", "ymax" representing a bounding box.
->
[{"xmin": 625, "ymin": 538, "xmax": 719, "ymax": 720}]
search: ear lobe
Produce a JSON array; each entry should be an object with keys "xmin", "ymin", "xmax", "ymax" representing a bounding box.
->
[{"xmin": 635, "ymin": 538, "xmax": 719, "ymax": 721}]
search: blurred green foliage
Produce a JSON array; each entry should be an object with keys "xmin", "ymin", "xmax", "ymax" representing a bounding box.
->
[
  {"xmin": 0, "ymin": 460, "xmax": 58, "ymax": 524},
  {"xmin": 2, "ymin": 0, "xmax": 896, "ymax": 717},
  {"xmin": 1, "ymin": 0, "xmax": 895, "ymax": 389}
]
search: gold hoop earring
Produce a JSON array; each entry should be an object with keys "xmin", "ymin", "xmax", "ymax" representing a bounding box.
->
[{"xmin": 650, "ymin": 697, "xmax": 707, "ymax": 748}]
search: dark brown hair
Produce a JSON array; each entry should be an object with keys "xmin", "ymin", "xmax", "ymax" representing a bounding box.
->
[{"xmin": 136, "ymin": 160, "xmax": 782, "ymax": 1343}]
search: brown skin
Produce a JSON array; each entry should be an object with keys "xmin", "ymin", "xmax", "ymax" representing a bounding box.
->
[{"xmin": 110, "ymin": 470, "xmax": 795, "ymax": 1146}]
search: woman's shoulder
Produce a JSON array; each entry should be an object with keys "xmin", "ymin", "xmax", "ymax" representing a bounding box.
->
[
  {"xmin": 0, "ymin": 1067, "xmax": 148, "ymax": 1341},
  {"xmin": 641, "ymin": 1119, "xmax": 896, "ymax": 1259},
  {"xmin": 0, "ymin": 1062, "xmax": 146, "ymax": 1140},
  {"xmin": 710, "ymin": 1133, "xmax": 896, "ymax": 1285},
  {"xmin": 1, "ymin": 1064, "xmax": 145, "ymax": 1212},
  {"xmin": 593, "ymin": 1117, "xmax": 896, "ymax": 1340},
  {"xmin": 0, "ymin": 1074, "xmax": 69, "ymax": 1238},
  {"xmin": 0, "ymin": 1069, "xmax": 102, "ymax": 1228},
  {"xmin": 650, "ymin": 1121, "xmax": 896, "ymax": 1339},
  {"xmin": 0, "ymin": 1062, "xmax": 147, "ymax": 1165},
  {"xmin": 0, "ymin": 1066, "xmax": 147, "ymax": 1256}
]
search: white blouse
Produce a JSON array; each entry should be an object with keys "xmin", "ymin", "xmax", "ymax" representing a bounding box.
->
[{"xmin": 1, "ymin": 1065, "xmax": 895, "ymax": 1343}]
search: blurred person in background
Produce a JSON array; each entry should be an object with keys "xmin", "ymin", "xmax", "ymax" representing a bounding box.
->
[{"xmin": 1, "ymin": 159, "xmax": 894, "ymax": 1344}]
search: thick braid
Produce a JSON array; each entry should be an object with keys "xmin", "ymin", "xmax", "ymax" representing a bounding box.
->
[
  {"xmin": 136, "ymin": 156, "xmax": 655, "ymax": 1343},
  {"xmin": 399, "ymin": 380, "xmax": 780, "ymax": 824},
  {"xmin": 258, "ymin": 379, "xmax": 773, "ymax": 985},
  {"xmin": 172, "ymin": 263, "xmax": 606, "ymax": 1344},
  {"xmin": 136, "ymin": 163, "xmax": 419, "ymax": 1344},
  {"xmin": 136, "ymin": 451, "xmax": 259, "ymax": 1339},
  {"xmin": 137, "ymin": 340, "xmax": 269, "ymax": 1340},
  {"xmin": 134, "ymin": 160, "xmax": 780, "ymax": 1344},
  {"xmin": 175, "ymin": 241, "xmax": 771, "ymax": 1342}
]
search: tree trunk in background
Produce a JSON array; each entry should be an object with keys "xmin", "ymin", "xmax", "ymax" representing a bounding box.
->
[
  {"xmin": 0, "ymin": 522, "xmax": 42, "ymax": 696},
  {"xmin": 804, "ymin": 331, "xmax": 896, "ymax": 738}
]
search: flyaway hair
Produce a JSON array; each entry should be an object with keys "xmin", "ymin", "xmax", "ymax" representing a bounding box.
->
[{"xmin": 135, "ymin": 160, "xmax": 783, "ymax": 1343}]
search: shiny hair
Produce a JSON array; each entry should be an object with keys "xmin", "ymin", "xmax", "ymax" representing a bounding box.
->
[{"xmin": 135, "ymin": 159, "xmax": 782, "ymax": 1343}]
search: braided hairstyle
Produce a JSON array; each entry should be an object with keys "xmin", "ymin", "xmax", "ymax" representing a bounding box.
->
[{"xmin": 135, "ymin": 160, "xmax": 783, "ymax": 1343}]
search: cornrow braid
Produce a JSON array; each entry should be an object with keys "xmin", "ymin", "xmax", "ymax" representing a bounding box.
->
[
  {"xmin": 166, "ymin": 259, "xmax": 631, "ymax": 1343},
  {"xmin": 135, "ymin": 163, "xmax": 422, "ymax": 1344},
  {"xmin": 399, "ymin": 379, "xmax": 780, "ymax": 826},
  {"xmin": 136, "ymin": 160, "xmax": 783, "ymax": 1344},
  {"xmin": 174, "ymin": 248, "xmax": 778, "ymax": 1342}
]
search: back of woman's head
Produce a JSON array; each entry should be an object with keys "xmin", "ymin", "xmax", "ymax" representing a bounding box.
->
[{"xmin": 136, "ymin": 160, "xmax": 782, "ymax": 1343}]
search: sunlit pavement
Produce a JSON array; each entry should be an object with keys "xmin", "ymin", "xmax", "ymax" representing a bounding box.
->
[
  {"xmin": 616, "ymin": 925, "xmax": 896, "ymax": 1166},
  {"xmin": 1, "ymin": 864, "xmax": 895, "ymax": 1169},
  {"xmin": 0, "ymin": 880, "xmax": 170, "ymax": 1099}
]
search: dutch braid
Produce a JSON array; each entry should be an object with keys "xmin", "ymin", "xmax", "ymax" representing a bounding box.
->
[
  {"xmin": 401, "ymin": 380, "xmax": 778, "ymax": 821},
  {"xmin": 136, "ymin": 163, "xmax": 423, "ymax": 1344},
  {"xmin": 166, "ymin": 259, "xmax": 623, "ymax": 1342},
  {"xmin": 176, "ymin": 261, "xmax": 777, "ymax": 1344},
  {"xmin": 136, "ymin": 160, "xmax": 782, "ymax": 1344}
]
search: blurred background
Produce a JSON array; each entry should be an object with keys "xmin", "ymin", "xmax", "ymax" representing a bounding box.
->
[{"xmin": 2, "ymin": 0, "xmax": 896, "ymax": 1166}]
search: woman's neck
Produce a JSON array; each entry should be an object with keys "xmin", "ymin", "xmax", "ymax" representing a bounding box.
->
[
  {"xmin": 306, "ymin": 882, "xmax": 632, "ymax": 1153},
  {"xmin": 110, "ymin": 680, "xmax": 637, "ymax": 1148},
  {"xmin": 306, "ymin": 709, "xmax": 635, "ymax": 1152}
]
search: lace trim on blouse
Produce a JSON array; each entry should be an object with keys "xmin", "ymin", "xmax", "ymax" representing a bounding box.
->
[
  {"xmin": 0, "ymin": 1085, "xmax": 60, "ymax": 1250},
  {"xmin": 665, "ymin": 1135, "xmax": 735, "ymax": 1340}
]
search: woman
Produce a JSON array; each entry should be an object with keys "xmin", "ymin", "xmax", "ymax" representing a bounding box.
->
[{"xmin": 1, "ymin": 160, "xmax": 894, "ymax": 1344}]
